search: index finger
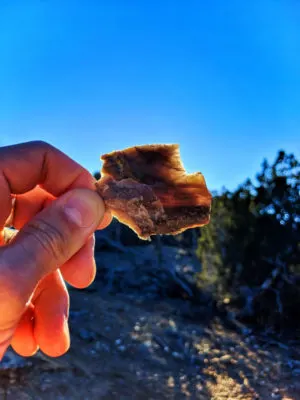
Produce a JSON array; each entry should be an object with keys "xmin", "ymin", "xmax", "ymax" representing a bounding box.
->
[{"xmin": 0, "ymin": 141, "xmax": 98, "ymax": 228}]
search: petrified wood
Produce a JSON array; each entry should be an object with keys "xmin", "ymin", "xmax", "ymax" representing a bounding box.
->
[{"xmin": 96, "ymin": 144, "xmax": 212, "ymax": 240}]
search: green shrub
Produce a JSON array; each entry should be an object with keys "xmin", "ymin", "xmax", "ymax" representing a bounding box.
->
[{"xmin": 196, "ymin": 151, "xmax": 300, "ymax": 329}]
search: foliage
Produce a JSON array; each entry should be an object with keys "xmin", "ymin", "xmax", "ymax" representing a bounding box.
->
[{"xmin": 196, "ymin": 150, "xmax": 300, "ymax": 329}]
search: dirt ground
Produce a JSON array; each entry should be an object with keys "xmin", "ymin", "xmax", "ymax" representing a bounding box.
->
[{"xmin": 0, "ymin": 285, "xmax": 299, "ymax": 400}]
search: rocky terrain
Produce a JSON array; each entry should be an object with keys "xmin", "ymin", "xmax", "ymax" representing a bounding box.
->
[{"xmin": 0, "ymin": 239, "xmax": 299, "ymax": 400}]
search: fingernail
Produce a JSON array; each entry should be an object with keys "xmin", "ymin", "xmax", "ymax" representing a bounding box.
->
[
  {"xmin": 97, "ymin": 211, "xmax": 113, "ymax": 230},
  {"xmin": 63, "ymin": 190, "xmax": 103, "ymax": 229}
]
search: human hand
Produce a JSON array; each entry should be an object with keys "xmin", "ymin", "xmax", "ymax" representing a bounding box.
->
[{"xmin": 0, "ymin": 141, "xmax": 111, "ymax": 360}]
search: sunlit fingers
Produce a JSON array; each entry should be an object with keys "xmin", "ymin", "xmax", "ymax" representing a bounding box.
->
[
  {"xmin": 60, "ymin": 235, "xmax": 96, "ymax": 289},
  {"xmin": 10, "ymin": 303, "xmax": 38, "ymax": 357},
  {"xmin": 13, "ymin": 186, "xmax": 55, "ymax": 230},
  {"xmin": 14, "ymin": 185, "xmax": 112, "ymax": 231},
  {"xmin": 33, "ymin": 270, "xmax": 70, "ymax": 357}
]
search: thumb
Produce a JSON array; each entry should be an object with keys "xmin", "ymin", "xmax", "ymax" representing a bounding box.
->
[{"xmin": 0, "ymin": 188, "xmax": 105, "ymax": 297}]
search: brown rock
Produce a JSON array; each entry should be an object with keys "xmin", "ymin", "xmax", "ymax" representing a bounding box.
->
[{"xmin": 96, "ymin": 144, "xmax": 212, "ymax": 239}]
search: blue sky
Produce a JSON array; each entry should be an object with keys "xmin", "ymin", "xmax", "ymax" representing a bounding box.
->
[{"xmin": 0, "ymin": 0, "xmax": 299, "ymax": 192}]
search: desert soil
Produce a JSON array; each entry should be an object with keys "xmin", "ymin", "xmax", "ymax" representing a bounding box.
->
[{"xmin": 0, "ymin": 285, "xmax": 300, "ymax": 400}]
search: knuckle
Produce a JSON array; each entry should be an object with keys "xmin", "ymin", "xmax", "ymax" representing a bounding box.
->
[
  {"xmin": 0, "ymin": 255, "xmax": 26, "ymax": 316},
  {"xmin": 31, "ymin": 140, "xmax": 53, "ymax": 151},
  {"xmin": 31, "ymin": 141, "xmax": 59, "ymax": 159},
  {"xmin": 24, "ymin": 218, "xmax": 69, "ymax": 263}
]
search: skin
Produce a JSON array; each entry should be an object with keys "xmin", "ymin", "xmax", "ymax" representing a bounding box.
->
[{"xmin": 0, "ymin": 141, "xmax": 112, "ymax": 359}]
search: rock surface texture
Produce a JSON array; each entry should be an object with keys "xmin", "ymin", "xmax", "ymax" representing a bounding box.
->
[{"xmin": 96, "ymin": 144, "xmax": 212, "ymax": 239}]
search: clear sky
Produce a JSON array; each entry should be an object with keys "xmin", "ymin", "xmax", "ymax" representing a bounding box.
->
[{"xmin": 0, "ymin": 0, "xmax": 299, "ymax": 192}]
